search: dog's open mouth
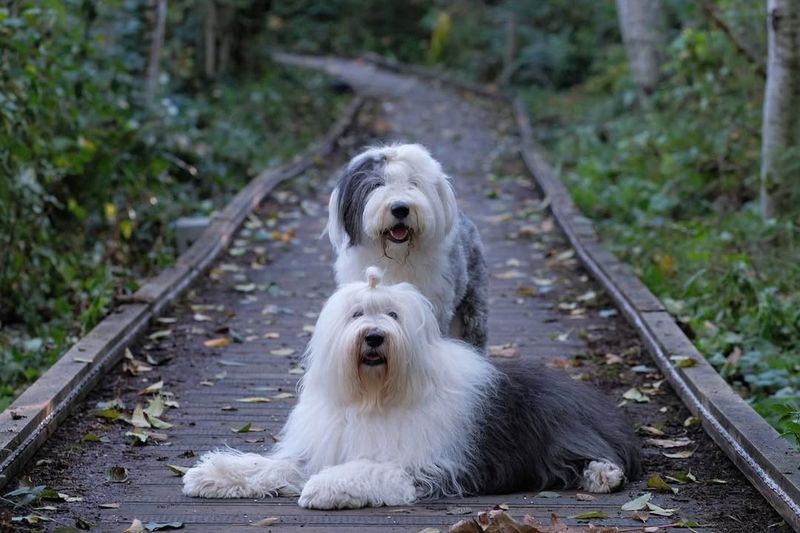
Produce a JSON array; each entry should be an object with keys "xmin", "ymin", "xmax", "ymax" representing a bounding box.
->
[
  {"xmin": 360, "ymin": 351, "xmax": 386, "ymax": 366},
  {"xmin": 384, "ymin": 223, "xmax": 411, "ymax": 244}
]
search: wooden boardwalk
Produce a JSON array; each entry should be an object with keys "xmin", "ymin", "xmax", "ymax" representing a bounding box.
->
[{"xmin": 1, "ymin": 58, "xmax": 789, "ymax": 532}]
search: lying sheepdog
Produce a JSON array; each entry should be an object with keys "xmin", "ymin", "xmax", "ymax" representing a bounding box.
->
[
  {"xmin": 325, "ymin": 143, "xmax": 488, "ymax": 350},
  {"xmin": 182, "ymin": 268, "xmax": 641, "ymax": 508}
]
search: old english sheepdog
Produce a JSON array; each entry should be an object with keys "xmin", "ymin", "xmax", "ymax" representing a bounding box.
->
[
  {"xmin": 182, "ymin": 268, "xmax": 641, "ymax": 509},
  {"xmin": 325, "ymin": 143, "xmax": 488, "ymax": 350}
]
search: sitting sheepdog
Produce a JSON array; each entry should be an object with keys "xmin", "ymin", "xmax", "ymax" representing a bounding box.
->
[
  {"xmin": 325, "ymin": 143, "xmax": 488, "ymax": 350},
  {"xmin": 182, "ymin": 268, "xmax": 641, "ymax": 509}
]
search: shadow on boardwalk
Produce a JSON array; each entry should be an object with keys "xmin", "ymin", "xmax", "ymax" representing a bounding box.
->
[{"xmin": 1, "ymin": 58, "xmax": 787, "ymax": 532}]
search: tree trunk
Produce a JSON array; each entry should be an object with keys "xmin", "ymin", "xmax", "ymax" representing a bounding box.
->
[
  {"xmin": 204, "ymin": 0, "xmax": 217, "ymax": 79},
  {"xmin": 144, "ymin": 0, "xmax": 168, "ymax": 106},
  {"xmin": 615, "ymin": 0, "xmax": 665, "ymax": 94},
  {"xmin": 496, "ymin": 11, "xmax": 518, "ymax": 86},
  {"xmin": 760, "ymin": 0, "xmax": 800, "ymax": 218}
]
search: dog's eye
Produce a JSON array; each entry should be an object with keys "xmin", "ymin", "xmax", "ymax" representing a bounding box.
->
[
  {"xmin": 387, "ymin": 311, "xmax": 398, "ymax": 320},
  {"xmin": 352, "ymin": 310, "xmax": 364, "ymax": 319},
  {"xmin": 409, "ymin": 180, "xmax": 419, "ymax": 188}
]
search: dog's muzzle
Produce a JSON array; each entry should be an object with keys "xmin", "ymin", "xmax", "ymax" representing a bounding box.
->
[
  {"xmin": 360, "ymin": 330, "xmax": 387, "ymax": 366},
  {"xmin": 384, "ymin": 202, "xmax": 412, "ymax": 244}
]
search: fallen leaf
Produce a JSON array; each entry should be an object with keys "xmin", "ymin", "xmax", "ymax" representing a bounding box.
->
[
  {"xmin": 73, "ymin": 356, "xmax": 93, "ymax": 363},
  {"xmin": 272, "ymin": 392, "xmax": 295, "ymax": 400},
  {"xmin": 535, "ymin": 491, "xmax": 560, "ymax": 498},
  {"xmin": 575, "ymin": 493, "xmax": 595, "ymax": 501},
  {"xmin": 166, "ymin": 464, "xmax": 188, "ymax": 476},
  {"xmin": 144, "ymin": 521, "xmax": 184, "ymax": 531},
  {"xmin": 673, "ymin": 357, "xmax": 697, "ymax": 368},
  {"xmin": 647, "ymin": 474, "xmax": 677, "ymax": 494},
  {"xmin": 662, "ymin": 449, "xmax": 696, "ymax": 459},
  {"xmin": 604, "ymin": 353, "xmax": 623, "ymax": 365},
  {"xmin": 623, "ymin": 387, "xmax": 650, "ymax": 403},
  {"xmin": 488, "ymin": 343, "xmax": 520, "ymax": 358},
  {"xmin": 193, "ymin": 313, "xmax": 213, "ymax": 322},
  {"xmin": 148, "ymin": 329, "xmax": 172, "ymax": 341},
  {"xmin": 572, "ymin": 511, "xmax": 607, "ymax": 520},
  {"xmin": 234, "ymin": 283, "xmax": 256, "ymax": 292},
  {"xmin": 144, "ymin": 395, "xmax": 165, "ymax": 418},
  {"xmin": 124, "ymin": 519, "xmax": 145, "ymax": 533},
  {"xmin": 251, "ymin": 517, "xmax": 279, "ymax": 527},
  {"xmin": 95, "ymin": 408, "xmax": 121, "ymax": 421},
  {"xmin": 232, "ymin": 422, "xmax": 252, "ymax": 433},
  {"xmin": 204, "ymin": 337, "xmax": 231, "ymax": 348},
  {"xmin": 236, "ymin": 397, "xmax": 272, "ymax": 403},
  {"xmin": 684, "ymin": 416, "xmax": 700, "ymax": 427},
  {"xmin": 106, "ymin": 466, "xmax": 129, "ymax": 483},
  {"xmin": 646, "ymin": 437, "xmax": 693, "ymax": 448},
  {"xmin": 637, "ymin": 426, "xmax": 665, "ymax": 436},
  {"xmin": 493, "ymin": 269, "xmax": 524, "ymax": 280},
  {"xmin": 288, "ymin": 367, "xmax": 305, "ymax": 375},
  {"xmin": 645, "ymin": 501, "xmax": 676, "ymax": 517},
  {"xmin": 630, "ymin": 510, "xmax": 650, "ymax": 523},
  {"xmin": 446, "ymin": 506, "xmax": 472, "ymax": 515},
  {"xmin": 219, "ymin": 360, "xmax": 246, "ymax": 367},
  {"xmin": 515, "ymin": 286, "xmax": 537, "ymax": 298},
  {"xmin": 621, "ymin": 493, "xmax": 652, "ymax": 511},
  {"xmin": 131, "ymin": 405, "xmax": 151, "ymax": 428},
  {"xmin": 145, "ymin": 414, "xmax": 173, "ymax": 429},
  {"xmin": 98, "ymin": 502, "xmax": 121, "ymax": 509},
  {"xmin": 270, "ymin": 348, "xmax": 295, "ymax": 356},
  {"xmin": 82, "ymin": 432, "xmax": 110, "ymax": 443},
  {"xmin": 138, "ymin": 381, "xmax": 164, "ymax": 396}
]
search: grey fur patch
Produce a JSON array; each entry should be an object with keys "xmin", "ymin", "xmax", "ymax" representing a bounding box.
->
[
  {"xmin": 449, "ymin": 214, "xmax": 488, "ymax": 350},
  {"xmin": 336, "ymin": 154, "xmax": 386, "ymax": 246},
  {"xmin": 459, "ymin": 362, "xmax": 642, "ymax": 494}
]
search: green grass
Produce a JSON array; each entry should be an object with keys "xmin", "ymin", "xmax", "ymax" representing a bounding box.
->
[{"xmin": 525, "ymin": 35, "xmax": 800, "ymax": 443}]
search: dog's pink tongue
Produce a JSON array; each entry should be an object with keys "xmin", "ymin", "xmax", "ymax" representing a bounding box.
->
[{"xmin": 390, "ymin": 226, "xmax": 409, "ymax": 241}]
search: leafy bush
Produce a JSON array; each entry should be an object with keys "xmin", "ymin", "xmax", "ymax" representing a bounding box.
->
[
  {"xmin": 527, "ymin": 0, "xmax": 800, "ymax": 437},
  {"xmin": 0, "ymin": 1, "xmax": 348, "ymax": 410}
]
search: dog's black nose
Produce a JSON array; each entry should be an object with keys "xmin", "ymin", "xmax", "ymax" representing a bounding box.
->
[
  {"xmin": 390, "ymin": 203, "xmax": 410, "ymax": 219},
  {"xmin": 365, "ymin": 332, "xmax": 384, "ymax": 348}
]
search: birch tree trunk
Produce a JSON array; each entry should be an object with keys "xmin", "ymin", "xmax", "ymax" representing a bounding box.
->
[
  {"xmin": 204, "ymin": 0, "xmax": 217, "ymax": 79},
  {"xmin": 144, "ymin": 0, "xmax": 168, "ymax": 106},
  {"xmin": 760, "ymin": 0, "xmax": 800, "ymax": 218},
  {"xmin": 615, "ymin": 0, "xmax": 665, "ymax": 94}
]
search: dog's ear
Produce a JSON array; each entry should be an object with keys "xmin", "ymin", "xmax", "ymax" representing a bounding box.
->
[
  {"xmin": 435, "ymin": 174, "xmax": 458, "ymax": 235},
  {"xmin": 325, "ymin": 187, "xmax": 348, "ymax": 251}
]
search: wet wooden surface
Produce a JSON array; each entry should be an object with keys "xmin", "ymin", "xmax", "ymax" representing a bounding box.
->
[{"xmin": 1, "ymin": 59, "xmax": 787, "ymax": 532}]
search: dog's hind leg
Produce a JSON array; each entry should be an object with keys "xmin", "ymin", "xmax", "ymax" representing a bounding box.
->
[
  {"xmin": 298, "ymin": 459, "xmax": 416, "ymax": 509},
  {"xmin": 580, "ymin": 459, "xmax": 626, "ymax": 493},
  {"xmin": 182, "ymin": 451, "xmax": 305, "ymax": 498},
  {"xmin": 454, "ymin": 281, "xmax": 488, "ymax": 352}
]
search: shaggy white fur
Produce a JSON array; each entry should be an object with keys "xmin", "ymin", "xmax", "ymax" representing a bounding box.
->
[{"xmin": 182, "ymin": 268, "xmax": 636, "ymax": 508}]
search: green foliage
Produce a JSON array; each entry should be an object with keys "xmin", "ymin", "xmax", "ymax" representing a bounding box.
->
[
  {"xmin": 529, "ymin": 0, "xmax": 800, "ymax": 439},
  {"xmin": 264, "ymin": 0, "xmax": 618, "ymax": 88},
  {"xmin": 0, "ymin": 1, "xmax": 347, "ymax": 410}
]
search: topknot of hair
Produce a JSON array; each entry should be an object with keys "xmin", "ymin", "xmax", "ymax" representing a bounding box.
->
[{"xmin": 365, "ymin": 266, "xmax": 382, "ymax": 289}]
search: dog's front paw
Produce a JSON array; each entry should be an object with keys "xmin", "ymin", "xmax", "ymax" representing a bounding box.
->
[
  {"xmin": 182, "ymin": 451, "xmax": 303, "ymax": 499},
  {"xmin": 182, "ymin": 457, "xmax": 250, "ymax": 498},
  {"xmin": 298, "ymin": 474, "xmax": 369, "ymax": 509},
  {"xmin": 581, "ymin": 460, "xmax": 625, "ymax": 493}
]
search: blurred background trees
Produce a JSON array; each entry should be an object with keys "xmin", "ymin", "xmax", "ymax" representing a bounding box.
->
[{"xmin": 1, "ymin": 0, "xmax": 798, "ymax": 441}]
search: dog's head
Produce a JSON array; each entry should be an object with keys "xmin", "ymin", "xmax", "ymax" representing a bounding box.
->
[
  {"xmin": 326, "ymin": 144, "xmax": 458, "ymax": 255},
  {"xmin": 303, "ymin": 267, "xmax": 442, "ymax": 409}
]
